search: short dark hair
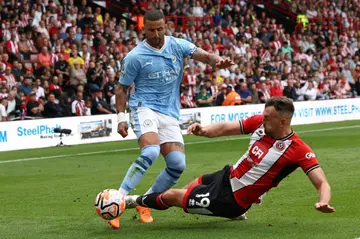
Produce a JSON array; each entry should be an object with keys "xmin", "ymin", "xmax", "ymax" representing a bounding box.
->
[
  {"xmin": 265, "ymin": 97, "xmax": 294, "ymax": 117},
  {"xmin": 144, "ymin": 9, "xmax": 164, "ymax": 24}
]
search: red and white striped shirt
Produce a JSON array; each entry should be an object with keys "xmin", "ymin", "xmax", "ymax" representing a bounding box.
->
[
  {"xmin": 19, "ymin": 13, "xmax": 29, "ymax": 28},
  {"xmin": 1, "ymin": 74, "xmax": 17, "ymax": 89},
  {"xmin": 271, "ymin": 40, "xmax": 282, "ymax": 53},
  {"xmin": 230, "ymin": 115, "xmax": 319, "ymax": 209},
  {"xmin": 28, "ymin": 39, "xmax": 37, "ymax": 52},
  {"xmin": 260, "ymin": 49, "xmax": 271, "ymax": 63},
  {"xmin": 50, "ymin": 53, "xmax": 58, "ymax": 65},
  {"xmin": 6, "ymin": 40, "xmax": 19, "ymax": 54},
  {"xmin": 210, "ymin": 85, "xmax": 218, "ymax": 98},
  {"xmin": 71, "ymin": 100, "xmax": 85, "ymax": 116},
  {"xmin": 185, "ymin": 74, "xmax": 197, "ymax": 86}
]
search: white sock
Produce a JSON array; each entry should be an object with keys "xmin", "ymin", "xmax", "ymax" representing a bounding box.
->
[
  {"xmin": 119, "ymin": 188, "xmax": 129, "ymax": 196},
  {"xmin": 144, "ymin": 187, "xmax": 154, "ymax": 195},
  {"xmin": 125, "ymin": 195, "xmax": 140, "ymax": 208}
]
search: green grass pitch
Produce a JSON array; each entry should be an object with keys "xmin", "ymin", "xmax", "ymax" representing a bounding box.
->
[{"xmin": 1, "ymin": 120, "xmax": 360, "ymax": 239}]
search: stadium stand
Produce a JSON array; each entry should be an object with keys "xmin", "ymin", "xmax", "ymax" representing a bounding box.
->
[{"xmin": 0, "ymin": 0, "xmax": 360, "ymax": 121}]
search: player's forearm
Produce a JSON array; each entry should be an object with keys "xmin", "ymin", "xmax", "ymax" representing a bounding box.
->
[
  {"xmin": 115, "ymin": 84, "xmax": 128, "ymax": 113},
  {"xmin": 202, "ymin": 122, "xmax": 230, "ymax": 138},
  {"xmin": 317, "ymin": 182, "xmax": 332, "ymax": 204},
  {"xmin": 203, "ymin": 122, "xmax": 233, "ymax": 138},
  {"xmin": 207, "ymin": 53, "xmax": 223, "ymax": 67},
  {"xmin": 193, "ymin": 48, "xmax": 222, "ymax": 67},
  {"xmin": 202, "ymin": 120, "xmax": 242, "ymax": 138}
]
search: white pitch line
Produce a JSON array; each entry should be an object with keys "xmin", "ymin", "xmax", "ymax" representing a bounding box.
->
[{"xmin": 1, "ymin": 124, "xmax": 360, "ymax": 165}]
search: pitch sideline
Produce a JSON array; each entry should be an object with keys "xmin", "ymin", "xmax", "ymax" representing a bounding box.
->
[{"xmin": 0, "ymin": 124, "xmax": 359, "ymax": 165}]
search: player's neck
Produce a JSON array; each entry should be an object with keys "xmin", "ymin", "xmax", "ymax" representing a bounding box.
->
[
  {"xmin": 272, "ymin": 128, "xmax": 293, "ymax": 140},
  {"xmin": 145, "ymin": 38, "xmax": 165, "ymax": 50}
]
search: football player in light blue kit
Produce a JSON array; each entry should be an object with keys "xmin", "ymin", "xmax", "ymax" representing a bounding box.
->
[{"xmin": 110, "ymin": 9, "xmax": 234, "ymax": 229}]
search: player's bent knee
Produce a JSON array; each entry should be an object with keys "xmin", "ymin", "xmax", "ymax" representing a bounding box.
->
[
  {"xmin": 140, "ymin": 145, "xmax": 160, "ymax": 167},
  {"xmin": 165, "ymin": 151, "xmax": 186, "ymax": 181}
]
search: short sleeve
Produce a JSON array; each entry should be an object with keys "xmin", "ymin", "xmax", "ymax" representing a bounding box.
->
[
  {"xmin": 71, "ymin": 101, "xmax": 76, "ymax": 114},
  {"xmin": 239, "ymin": 115, "xmax": 264, "ymax": 134},
  {"xmin": 0, "ymin": 105, "xmax": 7, "ymax": 117},
  {"xmin": 297, "ymin": 144, "xmax": 320, "ymax": 175},
  {"xmin": 174, "ymin": 38, "xmax": 197, "ymax": 58},
  {"xmin": 119, "ymin": 54, "xmax": 140, "ymax": 86}
]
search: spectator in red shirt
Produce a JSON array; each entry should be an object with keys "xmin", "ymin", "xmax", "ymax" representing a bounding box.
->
[
  {"xmin": 37, "ymin": 47, "xmax": 52, "ymax": 69},
  {"xmin": 270, "ymin": 80, "xmax": 284, "ymax": 97}
]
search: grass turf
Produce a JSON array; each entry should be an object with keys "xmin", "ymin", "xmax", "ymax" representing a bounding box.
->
[{"xmin": 0, "ymin": 120, "xmax": 360, "ymax": 239}]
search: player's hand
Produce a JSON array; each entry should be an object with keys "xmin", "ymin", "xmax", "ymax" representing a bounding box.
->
[
  {"xmin": 187, "ymin": 123, "xmax": 207, "ymax": 137},
  {"xmin": 314, "ymin": 202, "xmax": 335, "ymax": 213},
  {"xmin": 216, "ymin": 58, "xmax": 235, "ymax": 69},
  {"xmin": 117, "ymin": 122, "xmax": 129, "ymax": 138}
]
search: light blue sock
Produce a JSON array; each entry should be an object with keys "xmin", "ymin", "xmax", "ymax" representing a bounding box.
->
[
  {"xmin": 119, "ymin": 145, "xmax": 160, "ymax": 195},
  {"xmin": 149, "ymin": 151, "xmax": 186, "ymax": 193}
]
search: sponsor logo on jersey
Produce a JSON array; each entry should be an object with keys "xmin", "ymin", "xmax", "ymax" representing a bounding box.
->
[
  {"xmin": 249, "ymin": 142, "xmax": 269, "ymax": 163},
  {"xmin": 305, "ymin": 152, "xmax": 316, "ymax": 159}
]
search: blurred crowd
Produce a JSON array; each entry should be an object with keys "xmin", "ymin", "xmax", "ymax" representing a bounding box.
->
[
  {"xmin": 0, "ymin": 0, "xmax": 360, "ymax": 122},
  {"xmin": 173, "ymin": 0, "xmax": 360, "ymax": 108}
]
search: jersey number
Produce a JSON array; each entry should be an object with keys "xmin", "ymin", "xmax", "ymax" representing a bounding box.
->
[{"xmin": 195, "ymin": 192, "xmax": 210, "ymax": 208}]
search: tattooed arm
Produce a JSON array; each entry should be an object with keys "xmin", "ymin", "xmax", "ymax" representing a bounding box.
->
[
  {"xmin": 192, "ymin": 48, "xmax": 223, "ymax": 67},
  {"xmin": 192, "ymin": 48, "xmax": 234, "ymax": 69}
]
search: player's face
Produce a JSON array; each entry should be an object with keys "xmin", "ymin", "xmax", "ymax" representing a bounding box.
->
[
  {"xmin": 144, "ymin": 19, "xmax": 166, "ymax": 49},
  {"xmin": 263, "ymin": 106, "xmax": 281, "ymax": 137}
]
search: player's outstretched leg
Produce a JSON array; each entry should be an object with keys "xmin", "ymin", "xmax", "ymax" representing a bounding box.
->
[
  {"xmin": 125, "ymin": 176, "xmax": 249, "ymax": 220},
  {"xmin": 125, "ymin": 188, "xmax": 186, "ymax": 211},
  {"xmin": 125, "ymin": 167, "xmax": 250, "ymax": 221},
  {"xmin": 108, "ymin": 144, "xmax": 160, "ymax": 229}
]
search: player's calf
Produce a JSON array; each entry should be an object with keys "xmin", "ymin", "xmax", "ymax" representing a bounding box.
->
[
  {"xmin": 151, "ymin": 151, "xmax": 186, "ymax": 192},
  {"xmin": 119, "ymin": 145, "xmax": 160, "ymax": 195},
  {"xmin": 125, "ymin": 189, "xmax": 186, "ymax": 210}
]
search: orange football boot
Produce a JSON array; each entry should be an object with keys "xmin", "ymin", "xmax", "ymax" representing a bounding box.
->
[
  {"xmin": 136, "ymin": 206, "xmax": 153, "ymax": 223},
  {"xmin": 108, "ymin": 217, "xmax": 120, "ymax": 229}
]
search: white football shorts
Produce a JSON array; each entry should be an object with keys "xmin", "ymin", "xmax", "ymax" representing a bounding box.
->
[{"xmin": 129, "ymin": 107, "xmax": 184, "ymax": 145}]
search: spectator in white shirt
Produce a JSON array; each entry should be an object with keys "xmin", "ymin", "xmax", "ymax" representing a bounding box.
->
[
  {"xmin": 37, "ymin": 21, "xmax": 50, "ymax": 39},
  {"xmin": 6, "ymin": 91, "xmax": 16, "ymax": 114},
  {"xmin": 306, "ymin": 5, "xmax": 318, "ymax": 19},
  {"xmin": 219, "ymin": 68, "xmax": 231, "ymax": 79},
  {"xmin": 32, "ymin": 5, "xmax": 42, "ymax": 28},
  {"xmin": 193, "ymin": 1, "xmax": 204, "ymax": 17},
  {"xmin": 231, "ymin": 68, "xmax": 245, "ymax": 81},
  {"xmin": 34, "ymin": 78, "xmax": 45, "ymax": 98},
  {"xmin": 6, "ymin": 90, "xmax": 21, "ymax": 119},
  {"xmin": 0, "ymin": 98, "xmax": 8, "ymax": 122},
  {"xmin": 304, "ymin": 81, "xmax": 318, "ymax": 101}
]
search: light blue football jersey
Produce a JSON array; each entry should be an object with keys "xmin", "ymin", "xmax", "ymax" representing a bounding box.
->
[{"xmin": 119, "ymin": 36, "xmax": 197, "ymax": 120}]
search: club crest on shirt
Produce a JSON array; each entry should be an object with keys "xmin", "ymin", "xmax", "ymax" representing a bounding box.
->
[
  {"xmin": 275, "ymin": 141, "xmax": 285, "ymax": 152},
  {"xmin": 172, "ymin": 55, "xmax": 177, "ymax": 63}
]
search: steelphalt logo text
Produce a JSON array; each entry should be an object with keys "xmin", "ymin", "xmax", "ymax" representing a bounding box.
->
[
  {"xmin": 0, "ymin": 131, "xmax": 7, "ymax": 143},
  {"xmin": 17, "ymin": 124, "xmax": 62, "ymax": 139}
]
